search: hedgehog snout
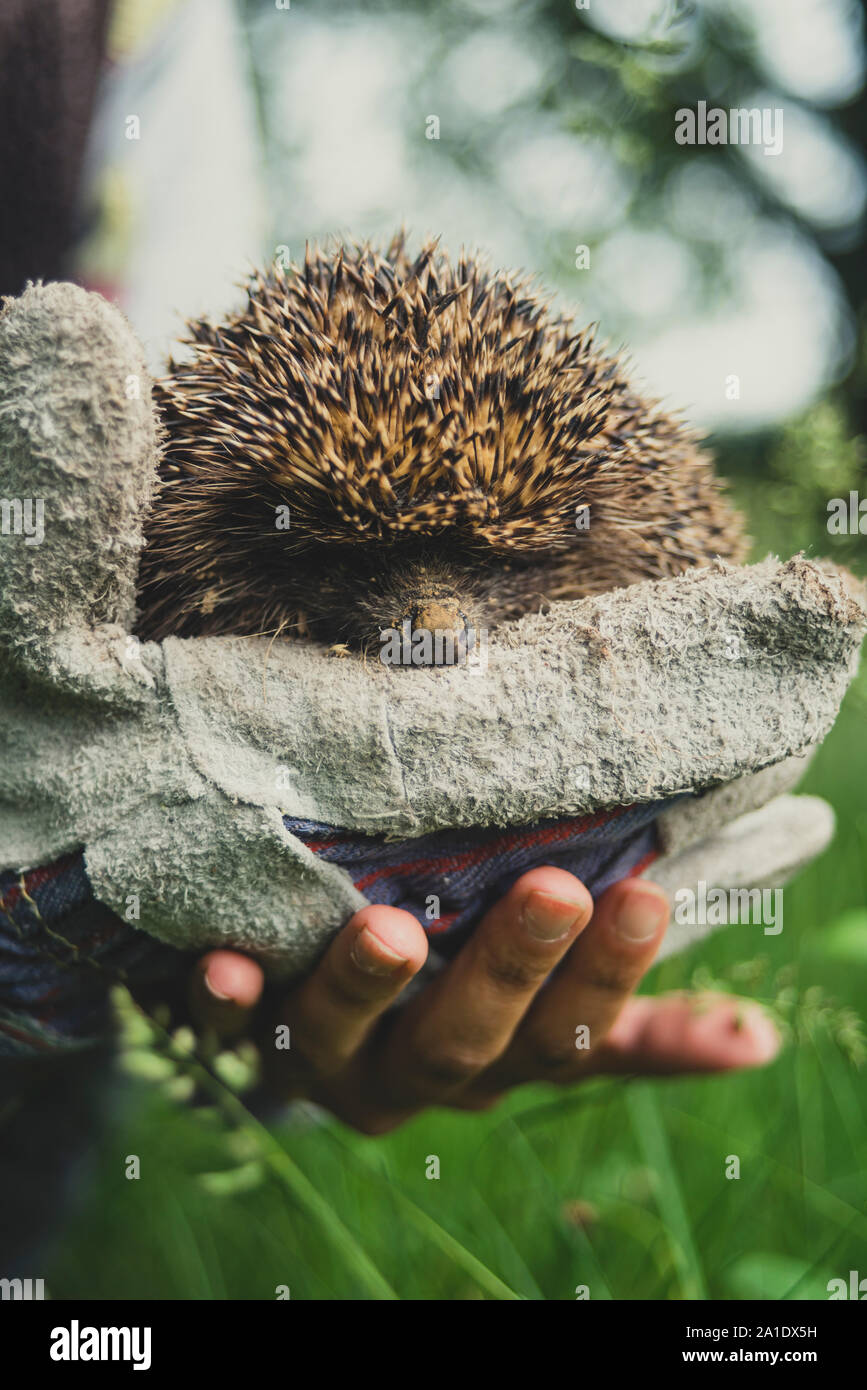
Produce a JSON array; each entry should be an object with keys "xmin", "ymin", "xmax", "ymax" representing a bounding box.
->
[
  {"xmin": 404, "ymin": 596, "xmax": 473, "ymax": 667},
  {"xmin": 362, "ymin": 558, "xmax": 482, "ymax": 667}
]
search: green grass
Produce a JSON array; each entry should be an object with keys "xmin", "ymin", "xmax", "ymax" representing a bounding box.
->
[{"xmin": 45, "ymin": 670, "xmax": 867, "ymax": 1301}]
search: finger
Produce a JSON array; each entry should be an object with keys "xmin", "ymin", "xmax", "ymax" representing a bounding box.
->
[
  {"xmin": 590, "ymin": 992, "xmax": 782, "ymax": 1076},
  {"xmin": 473, "ymin": 878, "xmax": 669, "ymax": 1091},
  {"xmin": 317, "ymin": 990, "xmax": 782, "ymax": 1133},
  {"xmin": 189, "ymin": 950, "xmax": 265, "ymax": 1040},
  {"xmin": 263, "ymin": 904, "xmax": 428, "ymax": 1090},
  {"xmin": 378, "ymin": 866, "xmax": 593, "ymax": 1107}
]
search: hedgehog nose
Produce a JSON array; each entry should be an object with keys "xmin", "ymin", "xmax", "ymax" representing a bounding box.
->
[{"xmin": 408, "ymin": 598, "xmax": 471, "ymax": 667}]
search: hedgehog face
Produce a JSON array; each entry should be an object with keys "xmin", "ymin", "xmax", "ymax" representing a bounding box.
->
[
  {"xmin": 321, "ymin": 550, "xmax": 483, "ymax": 662},
  {"xmin": 279, "ymin": 545, "xmax": 556, "ymax": 662},
  {"xmin": 135, "ymin": 235, "xmax": 746, "ymax": 659}
]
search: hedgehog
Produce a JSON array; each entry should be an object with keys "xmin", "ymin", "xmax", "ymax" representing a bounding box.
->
[{"xmin": 135, "ymin": 234, "xmax": 747, "ymax": 658}]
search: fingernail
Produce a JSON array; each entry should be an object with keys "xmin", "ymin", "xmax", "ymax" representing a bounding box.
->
[
  {"xmin": 740, "ymin": 1006, "xmax": 781, "ymax": 1063},
  {"xmin": 203, "ymin": 969, "xmax": 233, "ymax": 1003},
  {"xmin": 522, "ymin": 890, "xmax": 587, "ymax": 942},
  {"xmin": 614, "ymin": 888, "xmax": 668, "ymax": 943},
  {"xmin": 351, "ymin": 926, "xmax": 408, "ymax": 975}
]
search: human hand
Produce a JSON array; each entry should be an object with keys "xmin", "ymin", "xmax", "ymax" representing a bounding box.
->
[{"xmin": 189, "ymin": 867, "xmax": 781, "ymax": 1134}]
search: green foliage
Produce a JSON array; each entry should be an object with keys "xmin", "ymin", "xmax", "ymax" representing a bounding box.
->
[{"xmin": 722, "ymin": 396, "xmax": 867, "ymax": 571}]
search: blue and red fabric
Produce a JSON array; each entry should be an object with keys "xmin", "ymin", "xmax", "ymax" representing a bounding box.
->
[
  {"xmin": 0, "ymin": 798, "xmax": 676, "ymax": 1055},
  {"xmin": 283, "ymin": 800, "xmax": 666, "ymax": 946}
]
